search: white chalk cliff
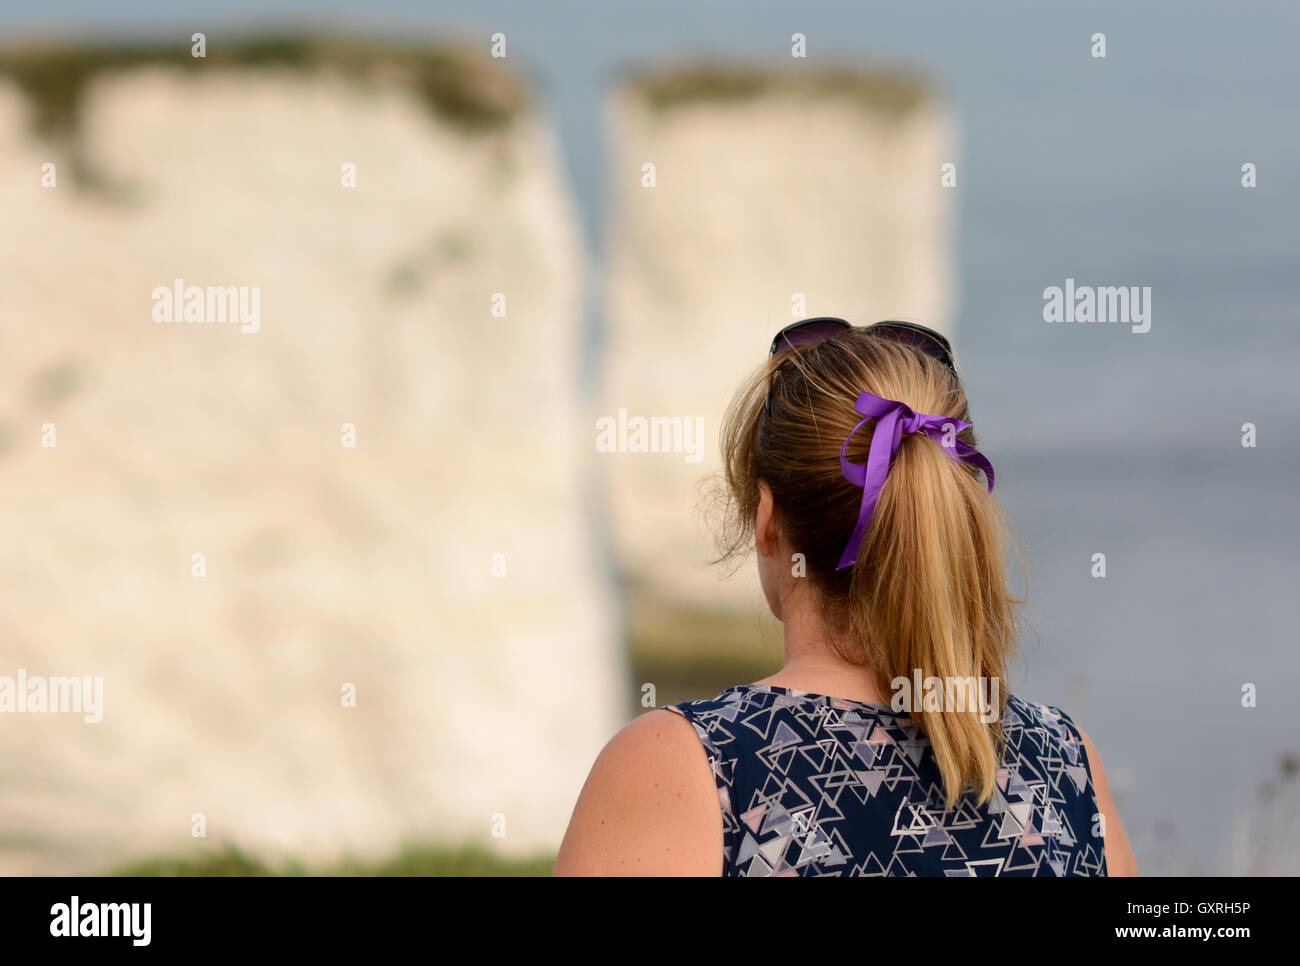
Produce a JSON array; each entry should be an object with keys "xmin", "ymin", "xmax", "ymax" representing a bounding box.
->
[{"xmin": 0, "ymin": 49, "xmax": 623, "ymax": 872}]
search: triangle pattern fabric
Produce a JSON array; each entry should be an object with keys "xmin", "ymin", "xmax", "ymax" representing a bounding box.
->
[{"xmin": 663, "ymin": 684, "xmax": 1109, "ymax": 877}]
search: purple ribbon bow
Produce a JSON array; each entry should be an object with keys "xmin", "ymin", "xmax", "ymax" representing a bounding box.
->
[{"xmin": 837, "ymin": 390, "xmax": 996, "ymax": 570}]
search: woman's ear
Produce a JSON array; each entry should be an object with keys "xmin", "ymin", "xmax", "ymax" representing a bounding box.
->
[{"xmin": 756, "ymin": 481, "xmax": 780, "ymax": 558}]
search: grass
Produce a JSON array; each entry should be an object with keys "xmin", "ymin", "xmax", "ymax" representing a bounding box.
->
[{"xmin": 114, "ymin": 841, "xmax": 556, "ymax": 877}]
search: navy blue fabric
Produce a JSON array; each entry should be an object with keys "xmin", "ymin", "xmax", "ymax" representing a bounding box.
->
[{"xmin": 665, "ymin": 684, "xmax": 1107, "ymax": 877}]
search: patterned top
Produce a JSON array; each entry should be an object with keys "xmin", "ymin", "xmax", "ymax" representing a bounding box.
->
[{"xmin": 664, "ymin": 684, "xmax": 1107, "ymax": 877}]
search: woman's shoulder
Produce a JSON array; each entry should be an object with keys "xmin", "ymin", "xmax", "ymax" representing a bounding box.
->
[{"xmin": 552, "ymin": 706, "xmax": 723, "ymax": 875}]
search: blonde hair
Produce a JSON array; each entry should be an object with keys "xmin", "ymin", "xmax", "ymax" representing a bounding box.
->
[{"xmin": 718, "ymin": 327, "xmax": 1024, "ymax": 807}]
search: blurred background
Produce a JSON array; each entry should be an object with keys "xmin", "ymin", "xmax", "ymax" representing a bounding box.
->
[{"xmin": 0, "ymin": 0, "xmax": 1296, "ymax": 876}]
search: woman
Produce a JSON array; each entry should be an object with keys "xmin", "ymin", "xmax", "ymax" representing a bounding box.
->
[{"xmin": 555, "ymin": 318, "xmax": 1137, "ymax": 876}]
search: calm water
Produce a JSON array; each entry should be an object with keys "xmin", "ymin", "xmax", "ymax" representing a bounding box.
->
[{"xmin": 5, "ymin": 0, "xmax": 1298, "ymax": 872}]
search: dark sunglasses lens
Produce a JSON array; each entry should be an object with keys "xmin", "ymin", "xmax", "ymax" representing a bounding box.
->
[
  {"xmin": 873, "ymin": 322, "xmax": 954, "ymax": 368},
  {"xmin": 772, "ymin": 320, "xmax": 851, "ymax": 355}
]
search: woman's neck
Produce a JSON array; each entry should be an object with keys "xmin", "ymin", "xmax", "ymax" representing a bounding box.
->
[{"xmin": 752, "ymin": 587, "xmax": 890, "ymax": 704}]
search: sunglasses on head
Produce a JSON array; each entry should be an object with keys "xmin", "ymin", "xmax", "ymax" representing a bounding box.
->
[{"xmin": 764, "ymin": 317, "xmax": 957, "ymax": 418}]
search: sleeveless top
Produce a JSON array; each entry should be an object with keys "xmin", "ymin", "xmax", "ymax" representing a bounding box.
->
[{"xmin": 664, "ymin": 684, "xmax": 1107, "ymax": 877}]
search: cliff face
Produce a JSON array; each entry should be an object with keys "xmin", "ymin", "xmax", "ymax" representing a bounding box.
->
[
  {"xmin": 0, "ymin": 48, "xmax": 622, "ymax": 873},
  {"xmin": 601, "ymin": 67, "xmax": 954, "ymax": 609}
]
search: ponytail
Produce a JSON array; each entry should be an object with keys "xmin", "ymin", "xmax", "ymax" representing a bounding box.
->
[{"xmin": 848, "ymin": 429, "xmax": 1015, "ymax": 806}]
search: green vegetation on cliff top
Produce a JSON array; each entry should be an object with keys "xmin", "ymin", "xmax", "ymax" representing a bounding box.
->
[
  {"xmin": 0, "ymin": 34, "xmax": 529, "ymax": 139},
  {"xmin": 624, "ymin": 62, "xmax": 932, "ymax": 119}
]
